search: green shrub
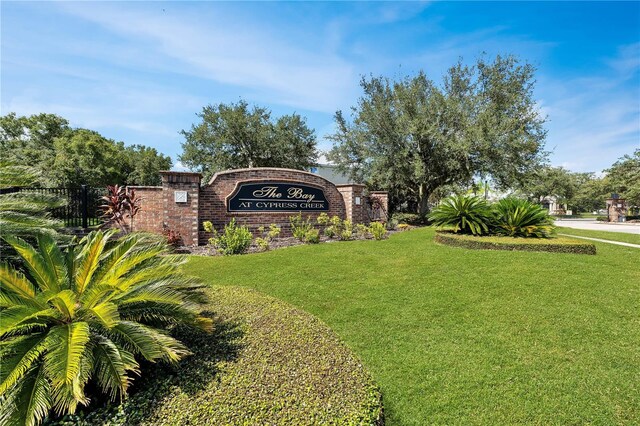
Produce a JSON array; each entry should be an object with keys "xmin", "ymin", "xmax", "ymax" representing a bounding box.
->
[
  {"xmin": 206, "ymin": 219, "xmax": 253, "ymax": 255},
  {"xmin": 339, "ymin": 220, "xmax": 354, "ymax": 241},
  {"xmin": 386, "ymin": 219, "xmax": 398, "ymax": 230},
  {"xmin": 324, "ymin": 225, "xmax": 336, "ymax": 239},
  {"xmin": 435, "ymin": 231, "xmax": 596, "ymax": 255},
  {"xmin": 391, "ymin": 212, "xmax": 426, "ymax": 225},
  {"xmin": 267, "ymin": 223, "xmax": 282, "ymax": 239},
  {"xmin": 0, "ymin": 231, "xmax": 212, "ymax": 426},
  {"xmin": 428, "ymin": 195, "xmax": 493, "ymax": 235},
  {"xmin": 369, "ymin": 222, "xmax": 387, "ymax": 240},
  {"xmin": 493, "ymin": 198, "xmax": 555, "ymax": 238},
  {"xmin": 355, "ymin": 223, "xmax": 370, "ymax": 238},
  {"xmin": 596, "ymin": 216, "xmax": 608, "ymax": 222},
  {"xmin": 305, "ymin": 228, "xmax": 320, "ymax": 244},
  {"xmin": 330, "ymin": 215, "xmax": 344, "ymax": 233},
  {"xmin": 316, "ymin": 212, "xmax": 330, "ymax": 226},
  {"xmin": 255, "ymin": 237, "xmax": 270, "ymax": 252},
  {"xmin": 289, "ymin": 213, "xmax": 314, "ymax": 241}
]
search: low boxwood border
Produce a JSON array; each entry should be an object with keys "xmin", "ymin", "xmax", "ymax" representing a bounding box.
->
[
  {"xmin": 49, "ymin": 286, "xmax": 383, "ymax": 425},
  {"xmin": 435, "ymin": 231, "xmax": 596, "ymax": 255}
]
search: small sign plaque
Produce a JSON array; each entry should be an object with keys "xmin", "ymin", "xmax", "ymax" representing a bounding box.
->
[
  {"xmin": 174, "ymin": 191, "xmax": 188, "ymax": 203},
  {"xmin": 227, "ymin": 182, "xmax": 329, "ymax": 212}
]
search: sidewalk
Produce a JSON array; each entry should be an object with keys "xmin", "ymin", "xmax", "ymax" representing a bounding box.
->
[{"xmin": 555, "ymin": 219, "xmax": 640, "ymax": 235}]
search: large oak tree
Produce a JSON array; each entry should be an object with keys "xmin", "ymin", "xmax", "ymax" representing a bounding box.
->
[
  {"xmin": 0, "ymin": 113, "xmax": 171, "ymax": 187},
  {"xmin": 327, "ymin": 55, "xmax": 548, "ymax": 215},
  {"xmin": 179, "ymin": 100, "xmax": 317, "ymax": 183}
]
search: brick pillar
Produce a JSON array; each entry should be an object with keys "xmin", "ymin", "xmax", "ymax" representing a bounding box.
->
[
  {"xmin": 337, "ymin": 184, "xmax": 367, "ymax": 224},
  {"xmin": 369, "ymin": 191, "xmax": 389, "ymax": 222},
  {"xmin": 160, "ymin": 171, "xmax": 201, "ymax": 246}
]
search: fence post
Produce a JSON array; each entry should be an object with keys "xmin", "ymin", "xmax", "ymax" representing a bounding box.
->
[{"xmin": 81, "ymin": 185, "xmax": 88, "ymax": 229}]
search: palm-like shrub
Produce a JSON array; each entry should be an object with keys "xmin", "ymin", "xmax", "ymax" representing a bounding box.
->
[
  {"xmin": 428, "ymin": 195, "xmax": 493, "ymax": 235},
  {"xmin": 492, "ymin": 198, "xmax": 555, "ymax": 238},
  {"xmin": 0, "ymin": 230, "xmax": 212, "ymax": 426},
  {"xmin": 0, "ymin": 163, "xmax": 65, "ymax": 238}
]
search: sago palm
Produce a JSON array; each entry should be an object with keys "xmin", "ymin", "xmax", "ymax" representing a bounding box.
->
[
  {"xmin": 0, "ymin": 230, "xmax": 212, "ymax": 426},
  {"xmin": 493, "ymin": 197, "xmax": 555, "ymax": 238},
  {"xmin": 428, "ymin": 194, "xmax": 493, "ymax": 235},
  {"xmin": 0, "ymin": 162, "xmax": 65, "ymax": 238}
]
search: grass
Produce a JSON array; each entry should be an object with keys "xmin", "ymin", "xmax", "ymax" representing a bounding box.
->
[
  {"xmin": 49, "ymin": 287, "xmax": 381, "ymax": 425},
  {"xmin": 557, "ymin": 226, "xmax": 640, "ymax": 245},
  {"xmin": 188, "ymin": 227, "xmax": 640, "ymax": 425}
]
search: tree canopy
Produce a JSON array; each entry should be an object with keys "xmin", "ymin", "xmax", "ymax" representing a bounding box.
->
[
  {"xmin": 0, "ymin": 113, "xmax": 171, "ymax": 187},
  {"xmin": 179, "ymin": 100, "xmax": 318, "ymax": 183},
  {"xmin": 327, "ymin": 55, "xmax": 548, "ymax": 215}
]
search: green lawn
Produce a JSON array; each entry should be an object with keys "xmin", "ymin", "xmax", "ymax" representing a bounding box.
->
[
  {"xmin": 557, "ymin": 226, "xmax": 640, "ymax": 245},
  {"xmin": 188, "ymin": 228, "xmax": 640, "ymax": 425}
]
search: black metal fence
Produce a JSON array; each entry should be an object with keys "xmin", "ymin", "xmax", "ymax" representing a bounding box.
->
[{"xmin": 3, "ymin": 186, "xmax": 105, "ymax": 228}]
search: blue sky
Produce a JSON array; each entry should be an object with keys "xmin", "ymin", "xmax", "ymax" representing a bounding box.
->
[{"xmin": 2, "ymin": 1, "xmax": 639, "ymax": 173}]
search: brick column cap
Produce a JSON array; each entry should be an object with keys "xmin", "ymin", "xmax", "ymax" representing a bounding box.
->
[{"xmin": 335, "ymin": 183, "xmax": 366, "ymax": 188}]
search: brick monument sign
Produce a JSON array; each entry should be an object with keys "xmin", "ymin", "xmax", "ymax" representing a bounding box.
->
[{"xmin": 130, "ymin": 168, "xmax": 388, "ymax": 246}]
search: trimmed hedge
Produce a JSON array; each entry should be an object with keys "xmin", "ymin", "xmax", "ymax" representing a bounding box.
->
[
  {"xmin": 48, "ymin": 286, "xmax": 383, "ymax": 425},
  {"xmin": 435, "ymin": 231, "xmax": 596, "ymax": 255}
]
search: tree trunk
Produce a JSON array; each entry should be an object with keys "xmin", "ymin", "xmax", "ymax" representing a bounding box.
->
[{"xmin": 418, "ymin": 183, "xmax": 430, "ymax": 216}]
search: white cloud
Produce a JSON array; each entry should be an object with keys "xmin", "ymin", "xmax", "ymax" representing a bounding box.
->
[{"xmin": 55, "ymin": 2, "xmax": 358, "ymax": 113}]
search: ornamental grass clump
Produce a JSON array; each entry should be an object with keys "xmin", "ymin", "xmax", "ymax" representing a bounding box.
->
[
  {"xmin": 492, "ymin": 198, "xmax": 555, "ymax": 238},
  {"xmin": 0, "ymin": 230, "xmax": 212, "ymax": 426},
  {"xmin": 428, "ymin": 194, "xmax": 493, "ymax": 235}
]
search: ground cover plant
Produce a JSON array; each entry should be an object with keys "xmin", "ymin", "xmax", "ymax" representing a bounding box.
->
[
  {"xmin": 47, "ymin": 286, "xmax": 383, "ymax": 425},
  {"xmin": 0, "ymin": 230, "xmax": 212, "ymax": 426},
  {"xmin": 188, "ymin": 227, "xmax": 640, "ymax": 425}
]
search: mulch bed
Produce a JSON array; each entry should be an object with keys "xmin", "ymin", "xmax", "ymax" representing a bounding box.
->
[{"xmin": 178, "ymin": 227, "xmax": 413, "ymax": 256}]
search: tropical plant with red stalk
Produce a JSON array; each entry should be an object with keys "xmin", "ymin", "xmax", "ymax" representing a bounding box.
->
[{"xmin": 99, "ymin": 185, "xmax": 142, "ymax": 233}]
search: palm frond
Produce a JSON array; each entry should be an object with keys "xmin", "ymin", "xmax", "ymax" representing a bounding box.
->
[
  {"xmin": 0, "ymin": 362, "xmax": 51, "ymax": 426},
  {"xmin": 0, "ymin": 263, "xmax": 38, "ymax": 301},
  {"xmin": 0, "ymin": 306, "xmax": 60, "ymax": 338},
  {"xmin": 46, "ymin": 290, "xmax": 77, "ymax": 320},
  {"xmin": 92, "ymin": 335, "xmax": 138, "ymax": 401},
  {"xmin": 43, "ymin": 322, "xmax": 90, "ymax": 386},
  {"xmin": 0, "ymin": 333, "xmax": 48, "ymax": 395},
  {"xmin": 74, "ymin": 232, "xmax": 111, "ymax": 295},
  {"xmin": 108, "ymin": 321, "xmax": 190, "ymax": 362}
]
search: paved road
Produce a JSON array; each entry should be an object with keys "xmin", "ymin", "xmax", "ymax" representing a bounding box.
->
[{"xmin": 555, "ymin": 219, "xmax": 640, "ymax": 235}]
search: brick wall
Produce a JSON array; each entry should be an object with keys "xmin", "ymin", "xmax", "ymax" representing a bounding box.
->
[
  {"xmin": 369, "ymin": 191, "xmax": 389, "ymax": 222},
  {"xmin": 199, "ymin": 168, "xmax": 347, "ymax": 243},
  {"xmin": 128, "ymin": 186, "xmax": 163, "ymax": 234},
  {"xmin": 337, "ymin": 184, "xmax": 367, "ymax": 223},
  {"xmin": 160, "ymin": 171, "xmax": 201, "ymax": 246}
]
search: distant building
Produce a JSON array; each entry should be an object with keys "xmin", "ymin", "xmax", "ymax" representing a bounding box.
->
[
  {"xmin": 310, "ymin": 164, "xmax": 358, "ymax": 185},
  {"xmin": 539, "ymin": 195, "xmax": 570, "ymax": 215}
]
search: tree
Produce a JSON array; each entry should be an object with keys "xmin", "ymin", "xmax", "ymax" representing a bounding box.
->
[
  {"xmin": 327, "ymin": 55, "xmax": 547, "ymax": 215},
  {"xmin": 180, "ymin": 100, "xmax": 318, "ymax": 182},
  {"xmin": 123, "ymin": 145, "xmax": 172, "ymax": 186},
  {"xmin": 606, "ymin": 149, "xmax": 640, "ymax": 210},
  {"xmin": 0, "ymin": 231, "xmax": 212, "ymax": 426},
  {"xmin": 1, "ymin": 114, "xmax": 172, "ymax": 187},
  {"xmin": 523, "ymin": 166, "xmax": 578, "ymax": 206},
  {"xmin": 50, "ymin": 129, "xmax": 129, "ymax": 187},
  {"xmin": 0, "ymin": 113, "xmax": 70, "ymax": 186}
]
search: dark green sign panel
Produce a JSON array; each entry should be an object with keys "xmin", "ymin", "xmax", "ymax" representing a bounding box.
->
[{"xmin": 227, "ymin": 182, "xmax": 329, "ymax": 212}]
